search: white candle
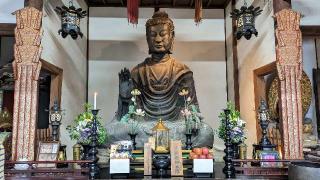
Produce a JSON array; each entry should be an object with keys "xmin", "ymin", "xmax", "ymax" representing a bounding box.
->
[{"xmin": 94, "ymin": 92, "xmax": 97, "ymax": 109}]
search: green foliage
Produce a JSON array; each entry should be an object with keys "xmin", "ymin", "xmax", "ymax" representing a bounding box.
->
[
  {"xmin": 120, "ymin": 90, "xmax": 145, "ymax": 134},
  {"xmin": 66, "ymin": 103, "xmax": 108, "ymax": 145},
  {"xmin": 217, "ymin": 101, "xmax": 246, "ymax": 143}
]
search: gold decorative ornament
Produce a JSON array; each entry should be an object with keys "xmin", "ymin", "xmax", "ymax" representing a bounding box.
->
[
  {"xmin": 267, "ymin": 71, "xmax": 312, "ymax": 121},
  {"xmin": 152, "ymin": 119, "xmax": 170, "ymax": 153}
]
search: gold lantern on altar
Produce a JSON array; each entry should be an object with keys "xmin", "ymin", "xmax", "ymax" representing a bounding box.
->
[{"xmin": 152, "ymin": 119, "xmax": 170, "ymax": 153}]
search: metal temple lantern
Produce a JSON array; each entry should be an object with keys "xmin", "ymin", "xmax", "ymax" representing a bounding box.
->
[
  {"xmin": 257, "ymin": 99, "xmax": 272, "ymax": 146},
  {"xmin": 55, "ymin": 0, "xmax": 87, "ymax": 39},
  {"xmin": 230, "ymin": 1, "xmax": 262, "ymax": 40},
  {"xmin": 49, "ymin": 100, "xmax": 63, "ymax": 141},
  {"xmin": 152, "ymin": 119, "xmax": 170, "ymax": 153}
]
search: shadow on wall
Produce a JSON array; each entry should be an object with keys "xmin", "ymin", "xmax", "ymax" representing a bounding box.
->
[
  {"xmin": 45, "ymin": 29, "xmax": 86, "ymax": 100},
  {"xmin": 89, "ymin": 40, "xmax": 226, "ymax": 62}
]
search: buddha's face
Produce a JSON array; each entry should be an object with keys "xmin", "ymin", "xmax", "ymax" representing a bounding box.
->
[{"xmin": 147, "ymin": 24, "xmax": 174, "ymax": 54}]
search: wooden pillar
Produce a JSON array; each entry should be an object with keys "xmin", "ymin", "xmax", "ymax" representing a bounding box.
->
[
  {"xmin": 11, "ymin": 7, "xmax": 43, "ymax": 161},
  {"xmin": 275, "ymin": 9, "xmax": 303, "ymax": 159},
  {"xmin": 231, "ymin": 0, "xmax": 240, "ymax": 110},
  {"xmin": 24, "ymin": 0, "xmax": 43, "ymax": 11}
]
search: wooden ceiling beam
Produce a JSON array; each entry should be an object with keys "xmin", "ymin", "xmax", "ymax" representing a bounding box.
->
[
  {"xmin": 0, "ymin": 23, "xmax": 15, "ymax": 36},
  {"xmin": 189, "ymin": 0, "xmax": 194, "ymax": 7},
  {"xmin": 88, "ymin": 3, "xmax": 224, "ymax": 9},
  {"xmin": 207, "ymin": 0, "xmax": 213, "ymax": 7},
  {"xmin": 24, "ymin": 0, "xmax": 43, "ymax": 11}
]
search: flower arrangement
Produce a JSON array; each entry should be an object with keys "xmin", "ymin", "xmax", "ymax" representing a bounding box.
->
[
  {"xmin": 120, "ymin": 89, "xmax": 145, "ymax": 135},
  {"xmin": 217, "ymin": 101, "xmax": 246, "ymax": 144},
  {"xmin": 178, "ymin": 88, "xmax": 202, "ymax": 134},
  {"xmin": 66, "ymin": 103, "xmax": 107, "ymax": 145}
]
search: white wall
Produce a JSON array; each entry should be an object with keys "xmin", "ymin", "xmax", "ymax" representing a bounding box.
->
[
  {"xmin": 292, "ymin": 0, "xmax": 320, "ymax": 26},
  {"xmin": 236, "ymin": 0, "xmax": 276, "ymax": 155},
  {"xmin": 41, "ymin": 0, "xmax": 88, "ymax": 159},
  {"xmin": 0, "ymin": 0, "xmax": 24, "ymax": 23},
  {"xmin": 88, "ymin": 8, "xmax": 227, "ymax": 150}
]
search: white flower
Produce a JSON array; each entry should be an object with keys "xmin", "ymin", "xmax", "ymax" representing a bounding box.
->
[
  {"xmin": 237, "ymin": 119, "xmax": 246, "ymax": 126},
  {"xmin": 187, "ymin": 97, "xmax": 191, "ymax": 102},
  {"xmin": 131, "ymin": 89, "xmax": 141, "ymax": 96},
  {"xmin": 76, "ymin": 125, "xmax": 81, "ymax": 131},
  {"xmin": 131, "ymin": 97, "xmax": 136, "ymax": 102},
  {"xmin": 181, "ymin": 108, "xmax": 191, "ymax": 117},
  {"xmin": 79, "ymin": 121, "xmax": 87, "ymax": 128},
  {"xmin": 134, "ymin": 109, "xmax": 145, "ymax": 116},
  {"xmin": 179, "ymin": 89, "xmax": 189, "ymax": 96}
]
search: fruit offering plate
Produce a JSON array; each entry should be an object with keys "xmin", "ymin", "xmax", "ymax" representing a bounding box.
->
[{"xmin": 189, "ymin": 147, "xmax": 214, "ymax": 160}]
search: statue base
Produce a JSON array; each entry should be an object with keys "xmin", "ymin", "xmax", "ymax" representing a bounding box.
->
[{"xmin": 106, "ymin": 118, "xmax": 214, "ymax": 148}]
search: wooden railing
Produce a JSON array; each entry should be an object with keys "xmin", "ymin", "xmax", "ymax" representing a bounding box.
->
[
  {"xmin": 232, "ymin": 159, "xmax": 319, "ymax": 179},
  {"xmin": 5, "ymin": 160, "xmax": 92, "ymax": 179}
]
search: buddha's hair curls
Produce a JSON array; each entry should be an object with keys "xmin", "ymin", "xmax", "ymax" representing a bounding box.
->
[{"xmin": 145, "ymin": 11, "xmax": 174, "ymax": 33}]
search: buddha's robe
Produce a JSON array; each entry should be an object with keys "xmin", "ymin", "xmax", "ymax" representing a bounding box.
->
[
  {"xmin": 131, "ymin": 57, "xmax": 198, "ymax": 121},
  {"xmin": 106, "ymin": 57, "xmax": 213, "ymax": 148}
]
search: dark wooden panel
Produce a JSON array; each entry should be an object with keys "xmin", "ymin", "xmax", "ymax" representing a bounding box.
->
[
  {"xmin": 301, "ymin": 26, "xmax": 320, "ymax": 37},
  {"xmin": 0, "ymin": 24, "xmax": 15, "ymax": 36}
]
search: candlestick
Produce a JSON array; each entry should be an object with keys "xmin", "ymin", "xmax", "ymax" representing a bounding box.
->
[
  {"xmin": 223, "ymin": 109, "xmax": 235, "ymax": 178},
  {"xmin": 89, "ymin": 109, "xmax": 100, "ymax": 179},
  {"xmin": 94, "ymin": 92, "xmax": 97, "ymax": 109}
]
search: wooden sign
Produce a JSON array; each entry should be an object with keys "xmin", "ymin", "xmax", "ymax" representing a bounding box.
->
[
  {"xmin": 148, "ymin": 137, "xmax": 155, "ymax": 150},
  {"xmin": 37, "ymin": 141, "xmax": 60, "ymax": 168},
  {"xmin": 170, "ymin": 140, "xmax": 183, "ymax": 176},
  {"xmin": 144, "ymin": 143, "xmax": 152, "ymax": 176}
]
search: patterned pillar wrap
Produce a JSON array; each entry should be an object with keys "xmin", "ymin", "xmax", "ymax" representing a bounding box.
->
[
  {"xmin": 275, "ymin": 9, "xmax": 303, "ymax": 159},
  {"xmin": 11, "ymin": 7, "xmax": 43, "ymax": 161}
]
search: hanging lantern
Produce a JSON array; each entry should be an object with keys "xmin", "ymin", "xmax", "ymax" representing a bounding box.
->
[
  {"xmin": 230, "ymin": 1, "xmax": 262, "ymax": 40},
  {"xmin": 55, "ymin": 0, "xmax": 87, "ymax": 39},
  {"xmin": 152, "ymin": 119, "xmax": 170, "ymax": 153}
]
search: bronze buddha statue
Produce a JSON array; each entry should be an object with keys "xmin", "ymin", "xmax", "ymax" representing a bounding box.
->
[{"xmin": 107, "ymin": 11, "xmax": 214, "ymax": 147}]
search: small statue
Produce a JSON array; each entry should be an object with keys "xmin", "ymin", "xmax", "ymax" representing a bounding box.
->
[
  {"xmin": 108, "ymin": 11, "xmax": 213, "ymax": 147},
  {"xmin": 303, "ymin": 118, "xmax": 317, "ymax": 147}
]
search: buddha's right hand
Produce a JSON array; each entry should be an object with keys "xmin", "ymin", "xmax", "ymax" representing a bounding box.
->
[{"xmin": 118, "ymin": 68, "xmax": 133, "ymax": 99}]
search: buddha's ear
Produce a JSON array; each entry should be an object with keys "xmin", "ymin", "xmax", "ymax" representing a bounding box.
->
[{"xmin": 168, "ymin": 31, "xmax": 175, "ymax": 54}]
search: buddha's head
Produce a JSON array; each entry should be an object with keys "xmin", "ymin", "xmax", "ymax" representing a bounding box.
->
[{"xmin": 146, "ymin": 11, "xmax": 175, "ymax": 54}]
